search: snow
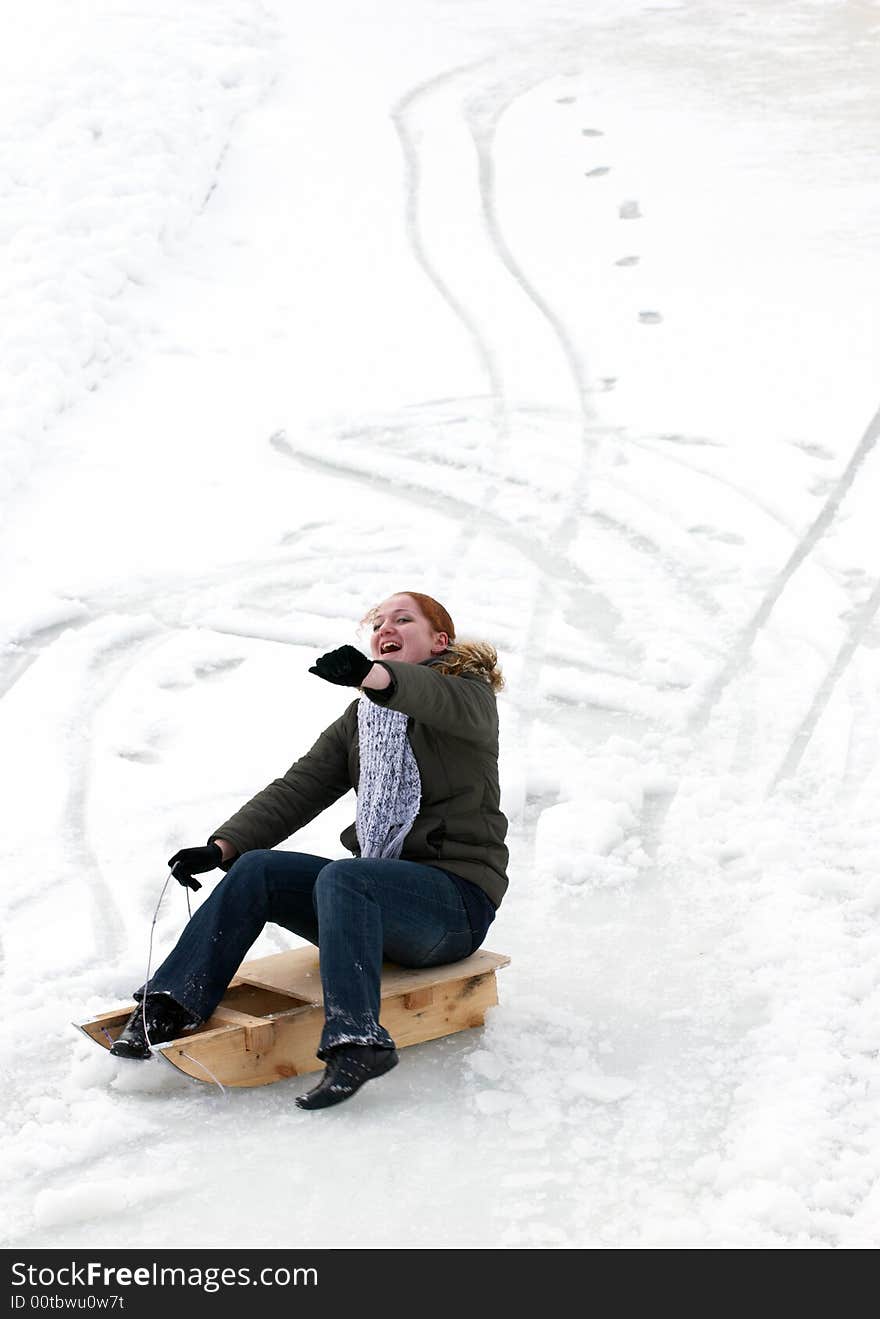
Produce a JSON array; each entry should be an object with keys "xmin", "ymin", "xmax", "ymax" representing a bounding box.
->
[{"xmin": 2, "ymin": 0, "xmax": 879, "ymax": 1249}]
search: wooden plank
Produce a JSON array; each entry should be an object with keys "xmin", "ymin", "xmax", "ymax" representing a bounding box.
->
[
  {"xmin": 234, "ymin": 949, "xmax": 322, "ymax": 1004},
  {"xmin": 381, "ymin": 972, "xmax": 499, "ymax": 1048},
  {"xmin": 159, "ymin": 969, "xmax": 501, "ymax": 1088},
  {"xmin": 234, "ymin": 946, "xmax": 510, "ymax": 1004},
  {"xmin": 161, "ymin": 1004, "xmax": 326, "ymax": 1087},
  {"xmin": 209, "ymin": 1006, "xmax": 272, "ymax": 1029},
  {"xmin": 221, "ymin": 983, "xmax": 309, "ymax": 1015},
  {"xmin": 77, "ymin": 948, "xmax": 511, "ymax": 1083},
  {"xmin": 208, "ymin": 1006, "xmax": 277, "ymax": 1052},
  {"xmin": 77, "ymin": 1003, "xmax": 138, "ymax": 1048}
]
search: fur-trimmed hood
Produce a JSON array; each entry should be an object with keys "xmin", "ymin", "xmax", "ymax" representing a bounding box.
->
[{"xmin": 429, "ymin": 641, "xmax": 504, "ymax": 692}]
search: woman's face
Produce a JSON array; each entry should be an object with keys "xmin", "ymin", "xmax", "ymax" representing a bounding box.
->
[{"xmin": 367, "ymin": 594, "xmax": 449, "ymax": 665}]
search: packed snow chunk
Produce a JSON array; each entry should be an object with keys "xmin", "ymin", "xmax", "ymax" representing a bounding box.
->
[
  {"xmin": 69, "ymin": 1048, "xmax": 121, "ymax": 1091},
  {"xmin": 110, "ymin": 1057, "xmax": 192, "ymax": 1095},
  {"xmin": 545, "ymin": 797, "xmax": 631, "ymax": 856},
  {"xmin": 566, "ymin": 1072, "xmax": 636, "ymax": 1103},
  {"xmin": 33, "ymin": 1175, "xmax": 172, "ymax": 1230}
]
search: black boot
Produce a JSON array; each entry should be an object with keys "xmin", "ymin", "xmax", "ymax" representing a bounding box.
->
[
  {"xmin": 109, "ymin": 994, "xmax": 197, "ymax": 1060},
  {"xmin": 296, "ymin": 1044, "xmax": 399, "ymax": 1110}
]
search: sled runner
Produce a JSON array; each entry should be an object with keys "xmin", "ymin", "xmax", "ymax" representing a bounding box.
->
[{"xmin": 77, "ymin": 947, "xmax": 510, "ymax": 1087}]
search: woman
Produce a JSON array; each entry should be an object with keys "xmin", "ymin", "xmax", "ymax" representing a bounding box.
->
[{"xmin": 111, "ymin": 591, "xmax": 509, "ymax": 1110}]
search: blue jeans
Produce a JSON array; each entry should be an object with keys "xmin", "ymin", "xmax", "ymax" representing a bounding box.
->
[{"xmin": 137, "ymin": 851, "xmax": 476, "ymax": 1057}]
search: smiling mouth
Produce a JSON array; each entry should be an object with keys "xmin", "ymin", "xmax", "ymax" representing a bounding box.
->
[{"xmin": 380, "ymin": 641, "xmax": 402, "ymax": 654}]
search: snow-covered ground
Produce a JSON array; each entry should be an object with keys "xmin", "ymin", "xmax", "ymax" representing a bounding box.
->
[{"xmin": 2, "ymin": 0, "xmax": 879, "ymax": 1248}]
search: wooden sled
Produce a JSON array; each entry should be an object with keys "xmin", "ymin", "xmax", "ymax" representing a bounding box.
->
[{"xmin": 77, "ymin": 946, "xmax": 510, "ymax": 1088}]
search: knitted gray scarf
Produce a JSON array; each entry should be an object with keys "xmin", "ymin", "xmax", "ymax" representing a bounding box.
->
[{"xmin": 355, "ymin": 696, "xmax": 422, "ymax": 859}]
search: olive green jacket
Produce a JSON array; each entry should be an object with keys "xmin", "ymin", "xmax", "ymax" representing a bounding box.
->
[{"xmin": 210, "ymin": 656, "xmax": 509, "ymax": 907}]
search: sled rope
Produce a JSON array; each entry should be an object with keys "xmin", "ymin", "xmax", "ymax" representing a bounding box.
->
[
  {"xmin": 142, "ymin": 871, "xmax": 174, "ymax": 1052},
  {"xmin": 141, "ymin": 872, "xmax": 227, "ymax": 1096},
  {"xmin": 178, "ymin": 1051, "xmax": 228, "ymax": 1096}
]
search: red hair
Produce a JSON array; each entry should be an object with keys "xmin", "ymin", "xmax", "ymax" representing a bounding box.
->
[
  {"xmin": 401, "ymin": 591, "xmax": 456, "ymax": 642},
  {"xmin": 361, "ymin": 592, "xmax": 503, "ymax": 691}
]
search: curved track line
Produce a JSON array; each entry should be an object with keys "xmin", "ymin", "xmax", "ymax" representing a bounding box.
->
[
  {"xmin": 770, "ymin": 573, "xmax": 880, "ymax": 789},
  {"xmin": 393, "ymin": 60, "xmax": 541, "ymax": 597},
  {"xmin": 463, "ymin": 72, "xmax": 606, "ymax": 852},
  {"xmin": 689, "ymin": 401, "xmax": 880, "ymax": 730},
  {"xmin": 465, "ymin": 83, "xmax": 596, "ymax": 442},
  {"xmin": 630, "ymin": 435, "xmax": 840, "ymax": 556},
  {"xmin": 0, "ymin": 550, "xmax": 349, "ymax": 704},
  {"xmin": 0, "ymin": 612, "xmax": 89, "ymax": 702},
  {"xmin": 587, "ymin": 508, "xmax": 720, "ymax": 619},
  {"xmin": 268, "ymin": 428, "xmax": 627, "ymax": 648},
  {"xmin": 271, "ymin": 419, "xmax": 657, "ymax": 875},
  {"xmin": 64, "ymin": 622, "xmax": 166, "ymax": 963},
  {"xmin": 392, "ymin": 52, "xmax": 615, "ymax": 870},
  {"xmin": 392, "ymin": 64, "xmax": 509, "ymax": 438}
]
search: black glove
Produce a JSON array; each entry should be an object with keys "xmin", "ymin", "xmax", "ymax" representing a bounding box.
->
[
  {"xmin": 309, "ymin": 644, "xmax": 375, "ymax": 687},
  {"xmin": 167, "ymin": 842, "xmax": 223, "ymax": 891}
]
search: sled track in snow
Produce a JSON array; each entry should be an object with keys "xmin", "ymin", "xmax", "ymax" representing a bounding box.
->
[
  {"xmin": 448, "ymin": 50, "xmax": 880, "ymax": 821},
  {"xmin": 0, "ymin": 613, "xmax": 90, "ymax": 704},
  {"xmin": 392, "ymin": 62, "xmax": 509, "ymax": 443},
  {"xmin": 392, "ymin": 53, "xmax": 604, "ymax": 863},
  {"xmin": 0, "ymin": 564, "xmax": 379, "ymax": 963},
  {"xmin": 6, "ymin": 46, "xmax": 873, "ymax": 999},
  {"xmin": 690, "ymin": 402, "xmax": 880, "ymax": 736},
  {"xmin": 409, "ymin": 46, "xmax": 880, "ymax": 800},
  {"xmin": 464, "ymin": 79, "xmax": 596, "ymax": 446},
  {"xmin": 268, "ymin": 428, "xmax": 627, "ymax": 652},
  {"xmin": 268, "ymin": 419, "xmax": 705, "ymax": 873},
  {"xmin": 63, "ymin": 623, "xmax": 167, "ymax": 963},
  {"xmin": 630, "ymin": 434, "xmax": 845, "ymax": 569},
  {"xmin": 391, "ymin": 51, "xmax": 832, "ymax": 874},
  {"xmin": 393, "ymin": 48, "xmax": 815, "ymax": 888}
]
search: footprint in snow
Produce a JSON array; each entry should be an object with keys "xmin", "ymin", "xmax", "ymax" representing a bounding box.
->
[
  {"xmin": 116, "ymin": 747, "xmax": 161, "ymax": 764},
  {"xmin": 615, "ymin": 255, "xmax": 640, "ymax": 266},
  {"xmin": 581, "ymin": 127, "xmax": 604, "ymax": 136},
  {"xmin": 619, "ymin": 199, "xmax": 642, "ymax": 219},
  {"xmin": 792, "ymin": 439, "xmax": 834, "ymax": 460},
  {"xmin": 193, "ymin": 657, "xmax": 246, "ymax": 681},
  {"xmin": 555, "ymin": 95, "xmax": 576, "ymax": 104},
  {"xmin": 638, "ymin": 311, "xmax": 663, "ymax": 324},
  {"xmin": 157, "ymin": 657, "xmax": 246, "ymax": 691},
  {"xmin": 659, "ymin": 432, "xmax": 725, "ymax": 447},
  {"xmin": 584, "ymin": 166, "xmax": 611, "ymax": 177},
  {"xmin": 688, "ymin": 524, "xmax": 745, "ymax": 545}
]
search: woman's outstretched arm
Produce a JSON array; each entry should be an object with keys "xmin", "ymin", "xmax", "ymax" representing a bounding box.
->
[{"xmin": 361, "ymin": 661, "xmax": 497, "ymax": 744}]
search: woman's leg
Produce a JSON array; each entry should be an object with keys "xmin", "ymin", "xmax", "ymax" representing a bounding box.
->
[
  {"xmin": 312, "ymin": 857, "xmax": 472, "ymax": 1058},
  {"xmin": 136, "ymin": 850, "xmax": 331, "ymax": 1020}
]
